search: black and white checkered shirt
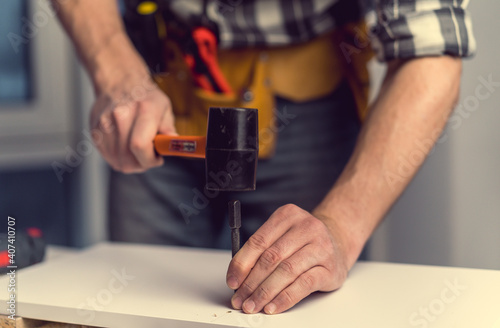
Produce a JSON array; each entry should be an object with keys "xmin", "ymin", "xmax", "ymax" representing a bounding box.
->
[{"xmin": 168, "ymin": 0, "xmax": 476, "ymax": 61}]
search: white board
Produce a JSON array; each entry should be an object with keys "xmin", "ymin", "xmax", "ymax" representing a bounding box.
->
[{"xmin": 1, "ymin": 243, "xmax": 500, "ymax": 327}]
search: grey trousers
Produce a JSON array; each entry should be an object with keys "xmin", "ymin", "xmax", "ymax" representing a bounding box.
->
[{"xmin": 109, "ymin": 82, "xmax": 361, "ymax": 250}]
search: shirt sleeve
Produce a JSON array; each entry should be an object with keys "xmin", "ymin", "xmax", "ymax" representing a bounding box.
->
[{"xmin": 370, "ymin": 0, "xmax": 476, "ymax": 62}]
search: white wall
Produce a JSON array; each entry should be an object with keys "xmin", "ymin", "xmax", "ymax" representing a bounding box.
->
[
  {"xmin": 70, "ymin": 65, "xmax": 108, "ymax": 247},
  {"xmin": 451, "ymin": 0, "xmax": 500, "ymax": 269},
  {"xmin": 370, "ymin": 0, "xmax": 500, "ymax": 270},
  {"xmin": 0, "ymin": 0, "xmax": 74, "ymax": 169}
]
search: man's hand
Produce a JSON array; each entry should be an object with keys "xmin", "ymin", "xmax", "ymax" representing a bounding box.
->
[
  {"xmin": 226, "ymin": 204, "xmax": 349, "ymax": 315},
  {"xmin": 52, "ymin": 0, "xmax": 177, "ymax": 173},
  {"xmin": 225, "ymin": 56, "xmax": 462, "ymax": 316},
  {"xmin": 90, "ymin": 78, "xmax": 177, "ymax": 173}
]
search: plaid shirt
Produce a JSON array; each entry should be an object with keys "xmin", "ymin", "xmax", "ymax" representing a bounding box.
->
[{"xmin": 168, "ymin": 0, "xmax": 476, "ymax": 61}]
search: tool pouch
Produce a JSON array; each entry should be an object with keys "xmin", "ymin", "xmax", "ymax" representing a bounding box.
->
[{"xmin": 154, "ymin": 40, "xmax": 277, "ymax": 157}]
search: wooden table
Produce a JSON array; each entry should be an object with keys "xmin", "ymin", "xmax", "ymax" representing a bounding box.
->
[{"xmin": 1, "ymin": 243, "xmax": 499, "ymax": 327}]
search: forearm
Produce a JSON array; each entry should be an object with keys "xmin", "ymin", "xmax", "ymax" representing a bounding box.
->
[
  {"xmin": 51, "ymin": 0, "xmax": 149, "ymax": 92},
  {"xmin": 314, "ymin": 56, "xmax": 462, "ymax": 268}
]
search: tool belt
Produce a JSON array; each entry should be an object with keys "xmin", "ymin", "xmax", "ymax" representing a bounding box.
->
[{"xmin": 153, "ymin": 20, "xmax": 374, "ymax": 159}]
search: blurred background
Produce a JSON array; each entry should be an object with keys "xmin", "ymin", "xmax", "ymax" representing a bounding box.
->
[{"xmin": 0, "ymin": 1, "xmax": 498, "ymax": 270}]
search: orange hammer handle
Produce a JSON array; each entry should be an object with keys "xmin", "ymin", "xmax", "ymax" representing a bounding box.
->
[{"xmin": 153, "ymin": 135, "xmax": 207, "ymax": 159}]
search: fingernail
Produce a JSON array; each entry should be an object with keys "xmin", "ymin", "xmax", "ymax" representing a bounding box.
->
[
  {"xmin": 227, "ymin": 275, "xmax": 239, "ymax": 289},
  {"xmin": 243, "ymin": 299, "xmax": 255, "ymax": 313},
  {"xmin": 265, "ymin": 303, "xmax": 276, "ymax": 315},
  {"xmin": 232, "ymin": 295, "xmax": 242, "ymax": 309}
]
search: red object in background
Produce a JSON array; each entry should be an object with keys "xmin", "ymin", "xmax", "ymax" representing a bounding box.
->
[
  {"xmin": 27, "ymin": 227, "xmax": 43, "ymax": 238},
  {"xmin": 184, "ymin": 27, "xmax": 233, "ymax": 94},
  {"xmin": 184, "ymin": 53, "xmax": 216, "ymax": 92},
  {"xmin": 0, "ymin": 251, "xmax": 9, "ymax": 267},
  {"xmin": 0, "ymin": 227, "xmax": 46, "ymax": 272}
]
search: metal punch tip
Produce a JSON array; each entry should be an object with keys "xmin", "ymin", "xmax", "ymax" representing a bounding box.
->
[{"xmin": 228, "ymin": 200, "xmax": 241, "ymax": 257}]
